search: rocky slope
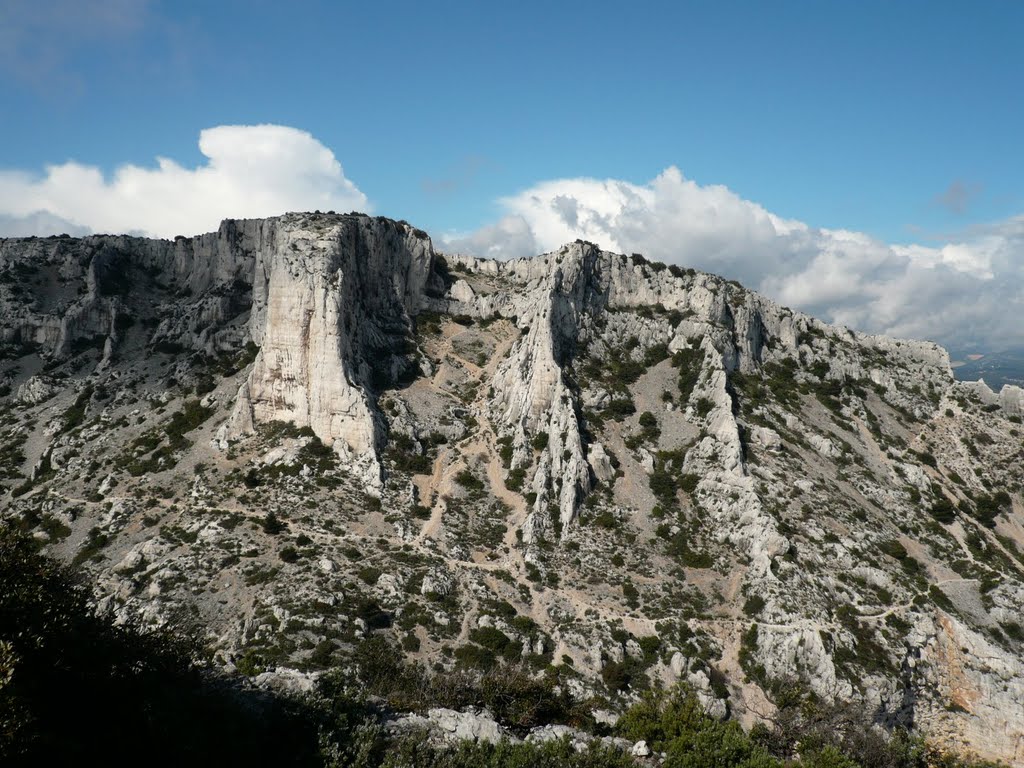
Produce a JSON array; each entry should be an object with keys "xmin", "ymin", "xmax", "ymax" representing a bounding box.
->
[{"xmin": 2, "ymin": 213, "xmax": 1023, "ymax": 764}]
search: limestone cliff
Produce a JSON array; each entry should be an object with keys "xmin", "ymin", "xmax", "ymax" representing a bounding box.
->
[
  {"xmin": 0, "ymin": 214, "xmax": 439, "ymax": 489},
  {"xmin": 2, "ymin": 214, "xmax": 1023, "ymax": 765},
  {"xmin": 232, "ymin": 216, "xmax": 436, "ymax": 488}
]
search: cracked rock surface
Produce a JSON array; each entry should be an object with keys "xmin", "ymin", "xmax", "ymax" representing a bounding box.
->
[{"xmin": 2, "ymin": 214, "xmax": 1023, "ymax": 764}]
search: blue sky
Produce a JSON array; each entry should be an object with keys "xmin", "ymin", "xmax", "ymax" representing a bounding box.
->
[
  {"xmin": 1, "ymin": 0, "xmax": 1023, "ymax": 351},
  {"xmin": 3, "ymin": 0, "xmax": 1021, "ymax": 240}
]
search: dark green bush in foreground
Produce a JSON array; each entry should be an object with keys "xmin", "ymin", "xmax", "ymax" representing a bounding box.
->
[{"xmin": 0, "ymin": 524, "xmax": 321, "ymax": 767}]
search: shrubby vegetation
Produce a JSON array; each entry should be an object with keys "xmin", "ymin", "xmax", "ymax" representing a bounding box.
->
[
  {"xmin": 618, "ymin": 685, "xmax": 1005, "ymax": 768},
  {"xmin": 1, "ymin": 525, "xmax": 1006, "ymax": 767},
  {"xmin": 60, "ymin": 384, "xmax": 94, "ymax": 432},
  {"xmin": 386, "ymin": 431, "xmax": 446, "ymax": 474},
  {"xmin": 672, "ymin": 347, "xmax": 706, "ymax": 404},
  {"xmin": 0, "ymin": 523, "xmax": 322, "ymax": 766}
]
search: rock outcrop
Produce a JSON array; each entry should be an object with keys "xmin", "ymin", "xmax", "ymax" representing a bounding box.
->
[
  {"xmin": 231, "ymin": 216, "xmax": 436, "ymax": 489},
  {"xmin": 2, "ymin": 214, "xmax": 1023, "ymax": 765},
  {"xmin": 0, "ymin": 214, "xmax": 440, "ymax": 490}
]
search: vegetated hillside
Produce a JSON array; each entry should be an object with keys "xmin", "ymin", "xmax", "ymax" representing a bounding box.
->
[
  {"xmin": 1, "ymin": 213, "xmax": 1022, "ymax": 765},
  {"xmin": 2, "ymin": 524, "xmax": 982, "ymax": 768}
]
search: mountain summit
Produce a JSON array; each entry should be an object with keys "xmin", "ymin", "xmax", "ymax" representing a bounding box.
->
[{"xmin": 2, "ymin": 212, "xmax": 1023, "ymax": 763}]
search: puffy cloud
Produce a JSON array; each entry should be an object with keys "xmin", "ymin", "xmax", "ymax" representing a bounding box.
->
[
  {"xmin": 442, "ymin": 167, "xmax": 1024, "ymax": 350},
  {"xmin": 441, "ymin": 215, "xmax": 537, "ymax": 262},
  {"xmin": 0, "ymin": 125, "xmax": 368, "ymax": 239}
]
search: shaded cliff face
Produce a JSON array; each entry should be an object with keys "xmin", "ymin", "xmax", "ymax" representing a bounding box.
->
[
  {"xmin": 2, "ymin": 215, "xmax": 1023, "ymax": 765},
  {"xmin": 0, "ymin": 220, "xmax": 259, "ymax": 361}
]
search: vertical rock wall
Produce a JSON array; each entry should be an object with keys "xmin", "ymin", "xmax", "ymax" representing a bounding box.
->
[{"xmin": 233, "ymin": 215, "xmax": 436, "ymax": 489}]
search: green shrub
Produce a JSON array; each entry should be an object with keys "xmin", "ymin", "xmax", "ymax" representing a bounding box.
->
[
  {"xmin": 308, "ymin": 639, "xmax": 337, "ymax": 668},
  {"xmin": 497, "ymin": 436, "xmax": 514, "ymax": 467},
  {"xmin": 737, "ymin": 624, "xmax": 764, "ymax": 684},
  {"xmin": 455, "ymin": 469, "xmax": 485, "ymax": 493},
  {"xmin": 358, "ymin": 566, "xmax": 381, "ymax": 585},
  {"xmin": 878, "ymin": 539, "xmax": 908, "ymax": 561},
  {"xmin": 165, "ymin": 399, "xmax": 214, "ymax": 440},
  {"xmin": 649, "ymin": 450, "xmax": 687, "ymax": 508},
  {"xmin": 1001, "ymin": 621, "xmax": 1024, "ymax": 643},
  {"xmin": 454, "ymin": 643, "xmax": 496, "ymax": 670},
  {"xmin": 743, "ymin": 595, "xmax": 766, "ymax": 617},
  {"xmin": 71, "ymin": 526, "xmax": 109, "ymax": 567},
  {"xmin": 605, "ymin": 397, "xmax": 636, "ymax": 420},
  {"xmin": 386, "ymin": 433, "xmax": 433, "ymax": 473},
  {"xmin": 972, "ymin": 491, "xmax": 1010, "ymax": 528},
  {"xmin": 505, "ymin": 467, "xmax": 527, "ymax": 492},
  {"xmin": 469, "ymin": 626, "xmax": 514, "ymax": 653},
  {"xmin": 930, "ymin": 496, "xmax": 956, "ymax": 525},
  {"xmin": 644, "ymin": 343, "xmax": 671, "ymax": 367},
  {"xmin": 694, "ymin": 397, "xmax": 715, "ymax": 418},
  {"xmin": 261, "ymin": 511, "xmax": 286, "ymax": 535},
  {"xmin": 61, "ymin": 385, "xmax": 94, "ymax": 432},
  {"xmin": 622, "ymin": 581, "xmax": 640, "ymax": 607},
  {"xmin": 601, "ymin": 658, "xmax": 642, "ymax": 693}
]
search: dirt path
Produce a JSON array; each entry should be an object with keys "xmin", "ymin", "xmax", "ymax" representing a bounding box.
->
[
  {"xmin": 859, "ymin": 577, "xmax": 977, "ymax": 621},
  {"xmin": 416, "ymin": 447, "xmax": 451, "ymax": 543}
]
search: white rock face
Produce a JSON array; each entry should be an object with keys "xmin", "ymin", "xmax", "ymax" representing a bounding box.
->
[
  {"xmin": 0, "ymin": 214, "xmax": 439, "ymax": 493},
  {"xmin": 4, "ymin": 216, "xmax": 1024, "ymax": 765},
  {"xmin": 758, "ymin": 626, "xmax": 850, "ymax": 700},
  {"xmin": 421, "ymin": 568, "xmax": 454, "ymax": 597},
  {"xmin": 587, "ymin": 442, "xmax": 615, "ymax": 484},
  {"xmin": 485, "ymin": 244, "xmax": 598, "ymax": 539},
  {"xmin": 392, "ymin": 710, "xmax": 632, "ymax": 755},
  {"xmin": 423, "ymin": 707, "xmax": 505, "ymax": 744},
  {"xmin": 999, "ymin": 385, "xmax": 1024, "ymax": 416},
  {"xmin": 966, "ymin": 379, "xmax": 1024, "ymax": 419},
  {"xmin": 913, "ymin": 614, "xmax": 1024, "ymax": 764},
  {"xmin": 252, "ymin": 667, "xmax": 320, "ymax": 696},
  {"xmin": 809, "ymin": 433, "xmax": 841, "ymax": 458},
  {"xmin": 631, "ymin": 740, "xmax": 651, "ymax": 757},
  {"xmin": 231, "ymin": 216, "xmax": 436, "ymax": 490},
  {"xmin": 17, "ymin": 375, "xmax": 59, "ymax": 404}
]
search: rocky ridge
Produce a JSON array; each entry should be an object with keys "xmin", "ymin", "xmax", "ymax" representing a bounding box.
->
[{"xmin": 1, "ymin": 212, "xmax": 1023, "ymax": 764}]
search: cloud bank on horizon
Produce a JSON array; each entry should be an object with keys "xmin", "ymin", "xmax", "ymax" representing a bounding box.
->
[
  {"xmin": 443, "ymin": 167, "xmax": 1024, "ymax": 352},
  {"xmin": 0, "ymin": 124, "xmax": 1019, "ymax": 353},
  {"xmin": 0, "ymin": 125, "xmax": 368, "ymax": 239}
]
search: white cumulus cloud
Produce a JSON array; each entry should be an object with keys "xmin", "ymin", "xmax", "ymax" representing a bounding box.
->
[
  {"xmin": 0, "ymin": 125, "xmax": 368, "ymax": 238},
  {"xmin": 441, "ymin": 168, "xmax": 1024, "ymax": 351}
]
